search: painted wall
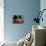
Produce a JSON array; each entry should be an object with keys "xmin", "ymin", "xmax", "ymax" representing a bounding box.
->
[
  {"xmin": 40, "ymin": 0, "xmax": 46, "ymax": 26},
  {"xmin": 4, "ymin": 0, "xmax": 40, "ymax": 42}
]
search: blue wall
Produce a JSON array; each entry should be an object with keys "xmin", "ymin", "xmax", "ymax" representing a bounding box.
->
[
  {"xmin": 4, "ymin": 0, "xmax": 40, "ymax": 42},
  {"xmin": 40, "ymin": 0, "xmax": 46, "ymax": 27}
]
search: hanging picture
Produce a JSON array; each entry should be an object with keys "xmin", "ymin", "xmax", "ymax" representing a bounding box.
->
[{"xmin": 12, "ymin": 15, "xmax": 24, "ymax": 24}]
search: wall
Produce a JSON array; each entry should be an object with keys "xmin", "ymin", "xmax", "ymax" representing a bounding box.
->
[
  {"xmin": 40, "ymin": 0, "xmax": 46, "ymax": 26},
  {"xmin": 4, "ymin": 0, "xmax": 40, "ymax": 42}
]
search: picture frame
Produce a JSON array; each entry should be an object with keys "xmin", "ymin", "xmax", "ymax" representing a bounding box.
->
[{"xmin": 12, "ymin": 15, "xmax": 24, "ymax": 24}]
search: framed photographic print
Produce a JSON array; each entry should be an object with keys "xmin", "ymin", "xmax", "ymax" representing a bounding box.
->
[{"xmin": 12, "ymin": 15, "xmax": 24, "ymax": 24}]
